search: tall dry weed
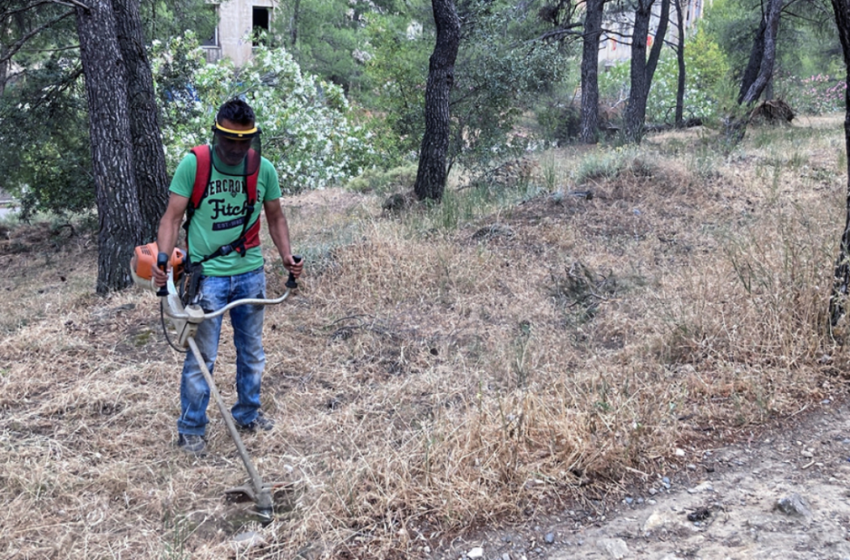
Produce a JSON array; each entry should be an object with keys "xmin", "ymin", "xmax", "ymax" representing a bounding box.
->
[{"xmin": 1, "ymin": 117, "xmax": 848, "ymax": 558}]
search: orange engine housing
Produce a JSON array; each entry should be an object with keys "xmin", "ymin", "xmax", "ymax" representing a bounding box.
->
[{"xmin": 132, "ymin": 243, "xmax": 186, "ymax": 280}]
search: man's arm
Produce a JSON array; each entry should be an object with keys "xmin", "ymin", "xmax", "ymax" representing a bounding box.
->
[
  {"xmin": 152, "ymin": 192, "xmax": 190, "ymax": 287},
  {"xmin": 264, "ymin": 198, "xmax": 303, "ymax": 278}
]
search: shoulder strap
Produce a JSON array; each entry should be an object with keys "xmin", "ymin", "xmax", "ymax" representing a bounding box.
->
[
  {"xmin": 192, "ymin": 152, "xmax": 263, "ymax": 265},
  {"xmin": 238, "ymin": 150, "xmax": 262, "ymax": 255},
  {"xmin": 188, "ymin": 145, "xmax": 212, "ymax": 217}
]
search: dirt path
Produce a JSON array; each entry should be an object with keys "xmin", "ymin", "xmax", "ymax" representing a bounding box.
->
[{"xmin": 437, "ymin": 401, "xmax": 850, "ymax": 560}]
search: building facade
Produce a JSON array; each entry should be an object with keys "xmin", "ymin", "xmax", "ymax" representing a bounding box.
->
[
  {"xmin": 598, "ymin": 0, "xmax": 709, "ymax": 63},
  {"xmin": 202, "ymin": 0, "xmax": 276, "ymax": 67}
]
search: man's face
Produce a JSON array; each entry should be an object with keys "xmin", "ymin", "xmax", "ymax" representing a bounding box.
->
[{"xmin": 214, "ymin": 118, "xmax": 254, "ymax": 166}]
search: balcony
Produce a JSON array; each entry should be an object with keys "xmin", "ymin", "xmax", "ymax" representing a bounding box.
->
[{"xmin": 202, "ymin": 46, "xmax": 222, "ymax": 64}]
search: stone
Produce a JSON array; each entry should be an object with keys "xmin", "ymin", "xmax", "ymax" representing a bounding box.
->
[
  {"xmin": 687, "ymin": 481, "xmax": 715, "ymax": 494},
  {"xmin": 596, "ymin": 537, "xmax": 630, "ymax": 559},
  {"xmin": 775, "ymin": 494, "xmax": 812, "ymax": 520},
  {"xmin": 231, "ymin": 531, "xmax": 266, "ymax": 554},
  {"xmin": 467, "ymin": 547, "xmax": 485, "ymax": 559}
]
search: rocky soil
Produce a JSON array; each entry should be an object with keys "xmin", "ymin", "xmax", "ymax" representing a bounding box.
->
[{"xmin": 436, "ymin": 401, "xmax": 850, "ymax": 560}]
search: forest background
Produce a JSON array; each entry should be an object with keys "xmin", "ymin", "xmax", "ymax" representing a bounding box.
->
[{"xmin": 5, "ymin": 0, "xmax": 850, "ymax": 558}]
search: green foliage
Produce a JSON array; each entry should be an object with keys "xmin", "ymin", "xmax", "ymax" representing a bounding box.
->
[
  {"xmin": 572, "ymin": 145, "xmax": 641, "ymax": 185},
  {"xmin": 699, "ymin": 0, "xmax": 754, "ymax": 80},
  {"xmin": 346, "ymin": 164, "xmax": 418, "ymax": 195},
  {"xmin": 535, "ymin": 100, "xmax": 580, "ymax": 146},
  {"xmin": 598, "ymin": 28, "xmax": 733, "ymax": 125},
  {"xmin": 0, "ymin": 0, "xmax": 214, "ymax": 219},
  {"xmin": 139, "ymin": 0, "xmax": 216, "ymax": 46},
  {"xmin": 701, "ymin": 0, "xmax": 841, "ymax": 107},
  {"xmin": 451, "ymin": 8, "xmax": 566, "ymax": 173},
  {"xmin": 152, "ymin": 34, "xmax": 377, "ymax": 192},
  {"xmin": 365, "ymin": 1, "xmax": 567, "ymax": 171},
  {"xmin": 685, "ymin": 28, "xmax": 730, "ymax": 92},
  {"xmin": 0, "ymin": 58, "xmax": 93, "ymax": 219},
  {"xmin": 363, "ymin": 12, "xmax": 431, "ymax": 162},
  {"xmin": 779, "ymin": 73, "xmax": 847, "ymax": 115},
  {"xmin": 150, "ymin": 32, "xmax": 206, "ymax": 131},
  {"xmin": 274, "ymin": 0, "xmax": 380, "ymax": 99}
]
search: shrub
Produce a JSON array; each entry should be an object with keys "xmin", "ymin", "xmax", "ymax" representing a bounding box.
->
[
  {"xmin": 152, "ymin": 33, "xmax": 377, "ymax": 193},
  {"xmin": 346, "ymin": 164, "xmax": 418, "ymax": 195},
  {"xmin": 780, "ymin": 73, "xmax": 847, "ymax": 115},
  {"xmin": 598, "ymin": 28, "xmax": 732, "ymax": 126}
]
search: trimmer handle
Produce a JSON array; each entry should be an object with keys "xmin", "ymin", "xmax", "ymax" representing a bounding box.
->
[
  {"xmin": 156, "ymin": 252, "xmax": 169, "ymax": 297},
  {"xmin": 285, "ymin": 255, "xmax": 302, "ymax": 289}
]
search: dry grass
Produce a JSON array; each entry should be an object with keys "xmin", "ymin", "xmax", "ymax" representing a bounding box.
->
[{"xmin": 2, "ymin": 116, "xmax": 849, "ymax": 559}]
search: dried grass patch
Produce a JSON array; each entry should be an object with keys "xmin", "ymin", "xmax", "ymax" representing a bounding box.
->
[{"xmin": 2, "ymin": 116, "xmax": 849, "ymax": 558}]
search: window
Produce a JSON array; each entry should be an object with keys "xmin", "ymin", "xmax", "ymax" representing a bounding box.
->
[
  {"xmin": 202, "ymin": 5, "xmax": 219, "ymax": 47},
  {"xmin": 253, "ymin": 7, "xmax": 270, "ymax": 46}
]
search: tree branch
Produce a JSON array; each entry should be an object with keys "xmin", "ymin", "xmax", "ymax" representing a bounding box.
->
[
  {"xmin": 0, "ymin": 8, "xmax": 75, "ymax": 66},
  {"xmin": 533, "ymin": 22, "xmax": 584, "ymax": 42},
  {"xmin": 0, "ymin": 0, "xmax": 59, "ymax": 19},
  {"xmin": 52, "ymin": 0, "xmax": 90, "ymax": 10}
]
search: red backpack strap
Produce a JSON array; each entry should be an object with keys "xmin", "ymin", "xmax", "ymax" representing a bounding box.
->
[
  {"xmin": 188, "ymin": 145, "xmax": 212, "ymax": 213},
  {"xmin": 237, "ymin": 154, "xmax": 262, "ymax": 253}
]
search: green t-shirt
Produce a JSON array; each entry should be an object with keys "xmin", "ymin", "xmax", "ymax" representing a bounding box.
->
[{"xmin": 170, "ymin": 148, "xmax": 282, "ymax": 277}]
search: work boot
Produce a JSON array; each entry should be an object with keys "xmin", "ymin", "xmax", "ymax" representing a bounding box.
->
[
  {"xmin": 177, "ymin": 433, "xmax": 206, "ymax": 456},
  {"xmin": 236, "ymin": 410, "xmax": 274, "ymax": 432}
]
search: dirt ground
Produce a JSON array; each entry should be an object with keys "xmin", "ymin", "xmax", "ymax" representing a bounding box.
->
[
  {"xmin": 436, "ymin": 399, "xmax": 850, "ymax": 560},
  {"xmin": 4, "ymin": 116, "xmax": 850, "ymax": 559}
]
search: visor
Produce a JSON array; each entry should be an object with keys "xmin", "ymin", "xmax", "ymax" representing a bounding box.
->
[{"xmin": 211, "ymin": 121, "xmax": 262, "ymax": 176}]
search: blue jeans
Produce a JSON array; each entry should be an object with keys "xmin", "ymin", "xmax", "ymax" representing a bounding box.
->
[{"xmin": 177, "ymin": 267, "xmax": 267, "ymax": 436}]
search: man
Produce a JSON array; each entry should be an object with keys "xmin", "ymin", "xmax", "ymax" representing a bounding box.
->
[{"xmin": 153, "ymin": 98, "xmax": 302, "ymax": 456}]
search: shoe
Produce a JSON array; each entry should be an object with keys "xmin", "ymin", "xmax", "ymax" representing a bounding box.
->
[
  {"xmin": 236, "ymin": 410, "xmax": 275, "ymax": 432},
  {"xmin": 177, "ymin": 433, "xmax": 206, "ymax": 456}
]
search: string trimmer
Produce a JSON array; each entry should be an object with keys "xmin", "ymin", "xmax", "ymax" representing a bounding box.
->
[{"xmin": 131, "ymin": 243, "xmax": 301, "ymax": 521}]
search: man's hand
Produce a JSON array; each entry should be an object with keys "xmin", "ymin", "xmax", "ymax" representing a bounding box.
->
[
  {"xmin": 283, "ymin": 254, "xmax": 303, "ymax": 278},
  {"xmin": 152, "ymin": 264, "xmax": 169, "ymax": 288}
]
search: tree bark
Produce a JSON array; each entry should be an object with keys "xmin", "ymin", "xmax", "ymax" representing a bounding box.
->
[
  {"xmin": 112, "ymin": 0, "xmax": 169, "ymax": 242},
  {"xmin": 0, "ymin": 57, "xmax": 6, "ymax": 97},
  {"xmin": 76, "ymin": 0, "xmax": 144, "ymax": 293},
  {"xmin": 829, "ymin": 0, "xmax": 850, "ymax": 327},
  {"xmin": 579, "ymin": 0, "xmax": 605, "ymax": 144},
  {"xmin": 645, "ymin": 0, "xmax": 670, "ymax": 86},
  {"xmin": 725, "ymin": 0, "xmax": 782, "ymax": 144},
  {"xmin": 624, "ymin": 0, "xmax": 655, "ymax": 142},
  {"xmin": 738, "ymin": 19, "xmax": 766, "ymax": 104},
  {"xmin": 414, "ymin": 0, "xmax": 460, "ymax": 201},
  {"xmin": 674, "ymin": 0, "xmax": 685, "ymax": 127},
  {"xmin": 290, "ymin": 0, "xmax": 301, "ymax": 48},
  {"xmin": 740, "ymin": 0, "xmax": 781, "ymax": 105}
]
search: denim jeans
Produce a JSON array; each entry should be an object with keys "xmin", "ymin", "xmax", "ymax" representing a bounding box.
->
[{"xmin": 177, "ymin": 266, "xmax": 267, "ymax": 436}]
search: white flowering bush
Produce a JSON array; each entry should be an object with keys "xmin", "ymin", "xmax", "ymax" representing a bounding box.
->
[{"xmin": 152, "ymin": 33, "xmax": 376, "ymax": 192}]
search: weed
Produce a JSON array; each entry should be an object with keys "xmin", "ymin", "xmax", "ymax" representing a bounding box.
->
[
  {"xmin": 346, "ymin": 164, "xmax": 418, "ymax": 196},
  {"xmin": 573, "ymin": 146, "xmax": 638, "ymax": 185},
  {"xmin": 2, "ymin": 116, "xmax": 846, "ymax": 560}
]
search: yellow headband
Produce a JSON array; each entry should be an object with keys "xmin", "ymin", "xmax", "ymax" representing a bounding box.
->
[{"xmin": 214, "ymin": 121, "xmax": 259, "ymax": 138}]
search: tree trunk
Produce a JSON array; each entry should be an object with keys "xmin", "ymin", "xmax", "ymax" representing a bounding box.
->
[
  {"xmin": 414, "ymin": 0, "xmax": 460, "ymax": 201},
  {"xmin": 76, "ymin": 0, "xmax": 144, "ymax": 293},
  {"xmin": 726, "ymin": 0, "xmax": 782, "ymax": 144},
  {"xmin": 579, "ymin": 0, "xmax": 605, "ymax": 144},
  {"xmin": 0, "ymin": 56, "xmax": 6, "ymax": 97},
  {"xmin": 829, "ymin": 0, "xmax": 850, "ymax": 327},
  {"xmin": 112, "ymin": 0, "xmax": 168, "ymax": 242},
  {"xmin": 290, "ymin": 0, "xmax": 301, "ymax": 48},
  {"xmin": 624, "ymin": 0, "xmax": 655, "ymax": 142},
  {"xmin": 738, "ymin": 17, "xmax": 767, "ymax": 104},
  {"xmin": 645, "ymin": 0, "xmax": 670, "ymax": 86},
  {"xmin": 740, "ymin": 0, "xmax": 781, "ymax": 105},
  {"xmin": 674, "ymin": 0, "xmax": 685, "ymax": 127}
]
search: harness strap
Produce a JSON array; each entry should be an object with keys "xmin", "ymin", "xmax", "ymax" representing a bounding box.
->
[{"xmin": 183, "ymin": 145, "xmax": 262, "ymax": 267}]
